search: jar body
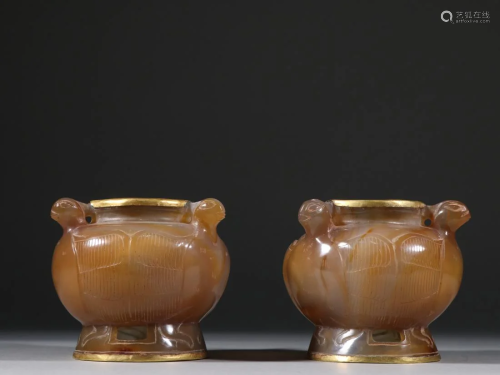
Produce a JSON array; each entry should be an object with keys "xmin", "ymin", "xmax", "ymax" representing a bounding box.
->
[
  {"xmin": 51, "ymin": 198, "xmax": 229, "ymax": 362},
  {"xmin": 283, "ymin": 200, "xmax": 469, "ymax": 363}
]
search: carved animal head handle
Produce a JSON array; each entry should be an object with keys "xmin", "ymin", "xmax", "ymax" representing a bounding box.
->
[
  {"xmin": 298, "ymin": 199, "xmax": 332, "ymax": 237},
  {"xmin": 51, "ymin": 198, "xmax": 93, "ymax": 232},
  {"xmin": 428, "ymin": 200, "xmax": 470, "ymax": 232},
  {"xmin": 193, "ymin": 198, "xmax": 226, "ymax": 242}
]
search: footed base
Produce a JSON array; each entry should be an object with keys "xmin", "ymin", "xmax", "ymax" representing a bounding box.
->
[
  {"xmin": 74, "ymin": 323, "xmax": 206, "ymax": 362},
  {"xmin": 309, "ymin": 353, "xmax": 440, "ymax": 364},
  {"xmin": 73, "ymin": 350, "xmax": 206, "ymax": 362},
  {"xmin": 308, "ymin": 326, "xmax": 440, "ymax": 364}
]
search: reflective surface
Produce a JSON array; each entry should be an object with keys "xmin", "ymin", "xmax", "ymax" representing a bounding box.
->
[
  {"xmin": 51, "ymin": 197, "xmax": 230, "ymax": 361},
  {"xmin": 2, "ymin": 331, "xmax": 500, "ymax": 374},
  {"xmin": 283, "ymin": 199, "xmax": 470, "ymax": 363}
]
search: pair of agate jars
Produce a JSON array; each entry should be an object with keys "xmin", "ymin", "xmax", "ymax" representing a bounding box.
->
[{"xmin": 51, "ymin": 197, "xmax": 469, "ymax": 363}]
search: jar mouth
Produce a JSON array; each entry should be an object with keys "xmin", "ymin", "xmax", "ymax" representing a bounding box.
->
[
  {"xmin": 90, "ymin": 198, "xmax": 188, "ymax": 209},
  {"xmin": 331, "ymin": 200, "xmax": 425, "ymax": 208}
]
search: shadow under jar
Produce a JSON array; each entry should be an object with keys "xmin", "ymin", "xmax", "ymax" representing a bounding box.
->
[
  {"xmin": 283, "ymin": 199, "xmax": 470, "ymax": 364},
  {"xmin": 51, "ymin": 198, "xmax": 230, "ymax": 362}
]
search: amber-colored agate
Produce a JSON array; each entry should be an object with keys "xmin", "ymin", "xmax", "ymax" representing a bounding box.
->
[
  {"xmin": 51, "ymin": 198, "xmax": 229, "ymax": 362},
  {"xmin": 283, "ymin": 200, "xmax": 470, "ymax": 363}
]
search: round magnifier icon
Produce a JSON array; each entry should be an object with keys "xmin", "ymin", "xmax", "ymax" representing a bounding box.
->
[{"xmin": 441, "ymin": 10, "xmax": 454, "ymax": 23}]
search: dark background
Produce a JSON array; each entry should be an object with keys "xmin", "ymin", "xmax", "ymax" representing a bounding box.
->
[{"xmin": 1, "ymin": 1, "xmax": 499, "ymax": 334}]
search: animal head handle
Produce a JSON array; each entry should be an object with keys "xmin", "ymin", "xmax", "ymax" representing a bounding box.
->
[
  {"xmin": 193, "ymin": 198, "xmax": 226, "ymax": 243},
  {"xmin": 298, "ymin": 199, "xmax": 332, "ymax": 237},
  {"xmin": 428, "ymin": 200, "xmax": 470, "ymax": 232},
  {"xmin": 51, "ymin": 198, "xmax": 94, "ymax": 232}
]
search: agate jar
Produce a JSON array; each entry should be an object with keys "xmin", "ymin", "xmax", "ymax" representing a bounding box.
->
[
  {"xmin": 51, "ymin": 197, "xmax": 229, "ymax": 362},
  {"xmin": 283, "ymin": 199, "xmax": 469, "ymax": 363}
]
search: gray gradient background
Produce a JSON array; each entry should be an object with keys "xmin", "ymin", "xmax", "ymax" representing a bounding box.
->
[{"xmin": 1, "ymin": 0, "xmax": 499, "ymax": 343}]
